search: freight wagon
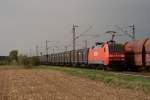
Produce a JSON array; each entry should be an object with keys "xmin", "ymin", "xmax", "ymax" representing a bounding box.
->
[{"xmin": 124, "ymin": 38, "xmax": 150, "ymax": 70}]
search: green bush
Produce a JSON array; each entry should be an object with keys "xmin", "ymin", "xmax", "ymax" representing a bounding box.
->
[
  {"xmin": 18, "ymin": 55, "xmax": 30, "ymax": 66},
  {"xmin": 18, "ymin": 55, "xmax": 40, "ymax": 68},
  {"xmin": 0, "ymin": 61, "xmax": 9, "ymax": 65}
]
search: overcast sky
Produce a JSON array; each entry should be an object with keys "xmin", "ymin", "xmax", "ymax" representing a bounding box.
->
[{"xmin": 0, "ymin": 0, "xmax": 150, "ymax": 55}]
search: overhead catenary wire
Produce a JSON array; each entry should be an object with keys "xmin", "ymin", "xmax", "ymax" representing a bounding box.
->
[
  {"xmin": 75, "ymin": 25, "xmax": 93, "ymax": 40},
  {"xmin": 108, "ymin": 25, "xmax": 136, "ymax": 40}
]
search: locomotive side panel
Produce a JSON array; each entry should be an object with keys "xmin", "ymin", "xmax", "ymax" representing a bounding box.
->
[{"xmin": 88, "ymin": 47, "xmax": 105, "ymax": 65}]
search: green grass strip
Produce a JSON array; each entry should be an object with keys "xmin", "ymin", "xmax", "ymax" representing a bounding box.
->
[{"xmin": 34, "ymin": 65, "xmax": 150, "ymax": 94}]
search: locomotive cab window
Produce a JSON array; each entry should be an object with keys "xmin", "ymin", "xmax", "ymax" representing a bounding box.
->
[{"xmin": 109, "ymin": 44, "xmax": 123, "ymax": 52}]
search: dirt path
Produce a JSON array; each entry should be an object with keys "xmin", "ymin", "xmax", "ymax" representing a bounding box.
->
[{"xmin": 0, "ymin": 68, "xmax": 150, "ymax": 100}]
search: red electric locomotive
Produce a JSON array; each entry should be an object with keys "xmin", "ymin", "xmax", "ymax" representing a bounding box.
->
[{"xmin": 88, "ymin": 41, "xmax": 125, "ymax": 66}]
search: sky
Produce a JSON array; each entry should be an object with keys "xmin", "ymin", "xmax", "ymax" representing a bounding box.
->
[{"xmin": 0, "ymin": 0, "xmax": 150, "ymax": 56}]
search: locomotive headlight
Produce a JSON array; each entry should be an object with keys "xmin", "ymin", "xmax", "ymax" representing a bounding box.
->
[
  {"xmin": 121, "ymin": 55, "xmax": 125, "ymax": 57},
  {"xmin": 109, "ymin": 55, "xmax": 113, "ymax": 57}
]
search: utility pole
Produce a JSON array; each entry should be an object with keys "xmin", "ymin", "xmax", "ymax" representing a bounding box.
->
[
  {"xmin": 45, "ymin": 40, "xmax": 49, "ymax": 63},
  {"xmin": 129, "ymin": 24, "xmax": 135, "ymax": 40},
  {"xmin": 84, "ymin": 40, "xmax": 87, "ymax": 49},
  {"xmin": 72, "ymin": 24, "xmax": 79, "ymax": 51},
  {"xmin": 40, "ymin": 52, "xmax": 42, "ymax": 56},
  {"xmin": 36, "ymin": 45, "xmax": 39, "ymax": 57},
  {"xmin": 45, "ymin": 40, "xmax": 48, "ymax": 56},
  {"xmin": 45, "ymin": 40, "xmax": 59, "ymax": 54},
  {"xmin": 53, "ymin": 48, "xmax": 55, "ymax": 53},
  {"xmin": 72, "ymin": 24, "xmax": 79, "ymax": 64},
  {"xmin": 65, "ymin": 45, "xmax": 68, "ymax": 51},
  {"xmin": 45, "ymin": 40, "xmax": 55, "ymax": 63},
  {"xmin": 54, "ymin": 46, "xmax": 59, "ymax": 53}
]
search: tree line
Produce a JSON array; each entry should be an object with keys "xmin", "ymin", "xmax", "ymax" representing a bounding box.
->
[{"xmin": 0, "ymin": 50, "xmax": 40, "ymax": 68}]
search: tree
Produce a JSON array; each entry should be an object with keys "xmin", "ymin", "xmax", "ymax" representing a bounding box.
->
[{"xmin": 9, "ymin": 50, "xmax": 18, "ymax": 63}]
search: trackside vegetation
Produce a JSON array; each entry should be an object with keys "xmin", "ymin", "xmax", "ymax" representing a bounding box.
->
[
  {"xmin": 38, "ymin": 66, "xmax": 150, "ymax": 94},
  {"xmin": 6, "ymin": 50, "xmax": 40, "ymax": 68},
  {"xmin": 18, "ymin": 55, "xmax": 40, "ymax": 68}
]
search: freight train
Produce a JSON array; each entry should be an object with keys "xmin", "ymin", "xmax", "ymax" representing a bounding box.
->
[
  {"xmin": 39, "ymin": 37, "xmax": 150, "ymax": 71},
  {"xmin": 39, "ymin": 41, "xmax": 125, "ymax": 69},
  {"xmin": 124, "ymin": 38, "xmax": 150, "ymax": 70}
]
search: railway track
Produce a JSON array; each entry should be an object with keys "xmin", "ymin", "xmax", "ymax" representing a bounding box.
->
[{"xmin": 112, "ymin": 71, "xmax": 150, "ymax": 79}]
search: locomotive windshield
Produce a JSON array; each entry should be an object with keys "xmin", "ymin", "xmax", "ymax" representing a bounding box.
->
[{"xmin": 109, "ymin": 44, "xmax": 124, "ymax": 52}]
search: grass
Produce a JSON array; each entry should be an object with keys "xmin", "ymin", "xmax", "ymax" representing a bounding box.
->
[
  {"xmin": 4, "ymin": 65, "xmax": 149, "ymax": 93},
  {"xmin": 36, "ymin": 65, "xmax": 150, "ymax": 93}
]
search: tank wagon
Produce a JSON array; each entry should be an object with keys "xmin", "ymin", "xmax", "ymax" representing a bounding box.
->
[
  {"xmin": 145, "ymin": 38, "xmax": 150, "ymax": 67},
  {"xmin": 39, "ymin": 41, "xmax": 125, "ymax": 69},
  {"xmin": 124, "ymin": 38, "xmax": 150, "ymax": 70}
]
